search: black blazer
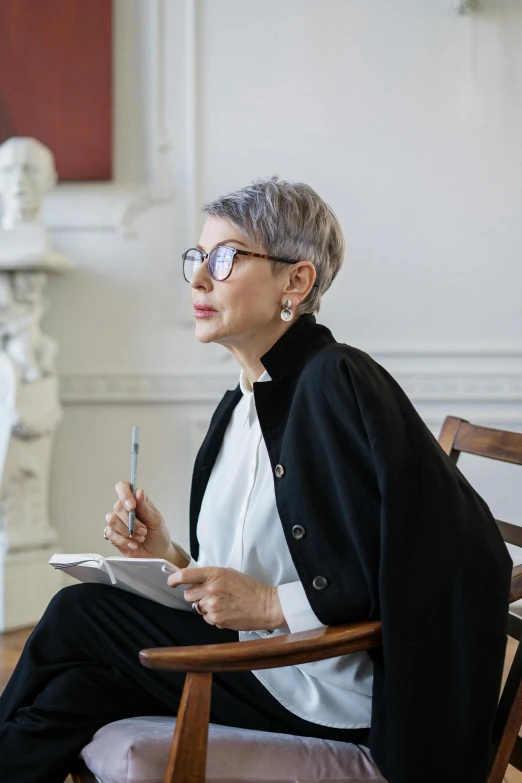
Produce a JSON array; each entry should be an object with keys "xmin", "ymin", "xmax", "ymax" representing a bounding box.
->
[{"xmin": 189, "ymin": 314, "xmax": 511, "ymax": 783}]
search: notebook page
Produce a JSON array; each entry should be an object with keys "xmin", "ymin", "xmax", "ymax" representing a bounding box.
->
[
  {"xmin": 49, "ymin": 554, "xmax": 192, "ymax": 610},
  {"xmin": 108, "ymin": 559, "xmax": 192, "ymax": 611}
]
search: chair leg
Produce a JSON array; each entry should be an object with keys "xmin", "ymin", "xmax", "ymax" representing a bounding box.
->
[
  {"xmin": 163, "ymin": 671, "xmax": 213, "ymax": 783},
  {"xmin": 69, "ymin": 759, "xmax": 99, "ymax": 783}
]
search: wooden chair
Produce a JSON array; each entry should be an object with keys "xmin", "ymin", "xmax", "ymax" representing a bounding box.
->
[
  {"xmin": 438, "ymin": 416, "xmax": 522, "ymax": 783},
  {"xmin": 71, "ymin": 416, "xmax": 522, "ymax": 783}
]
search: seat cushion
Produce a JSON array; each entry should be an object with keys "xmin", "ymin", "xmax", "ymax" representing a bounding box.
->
[{"xmin": 81, "ymin": 716, "xmax": 386, "ymax": 783}]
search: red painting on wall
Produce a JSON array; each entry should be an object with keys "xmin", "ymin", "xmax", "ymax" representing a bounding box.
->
[{"xmin": 0, "ymin": 0, "xmax": 112, "ymax": 181}]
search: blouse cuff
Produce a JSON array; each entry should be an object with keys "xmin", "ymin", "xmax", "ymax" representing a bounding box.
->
[
  {"xmin": 278, "ymin": 581, "xmax": 326, "ymax": 633},
  {"xmin": 169, "ymin": 540, "xmax": 199, "ymax": 570}
]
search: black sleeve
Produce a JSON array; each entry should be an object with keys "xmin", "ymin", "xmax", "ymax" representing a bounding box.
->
[{"xmin": 274, "ymin": 346, "xmax": 384, "ymax": 626}]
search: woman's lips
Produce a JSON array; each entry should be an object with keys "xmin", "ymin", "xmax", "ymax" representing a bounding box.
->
[{"xmin": 194, "ymin": 304, "xmax": 218, "ymax": 319}]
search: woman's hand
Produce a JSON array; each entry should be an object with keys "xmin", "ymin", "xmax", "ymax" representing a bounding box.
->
[
  {"xmin": 167, "ymin": 566, "xmax": 285, "ymax": 631},
  {"xmin": 104, "ymin": 483, "xmax": 189, "ymax": 568}
]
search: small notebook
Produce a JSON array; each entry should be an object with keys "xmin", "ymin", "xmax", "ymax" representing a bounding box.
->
[{"xmin": 49, "ymin": 553, "xmax": 193, "ymax": 611}]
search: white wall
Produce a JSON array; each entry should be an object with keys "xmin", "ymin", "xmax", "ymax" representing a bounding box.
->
[{"xmin": 40, "ymin": 0, "xmax": 522, "ymax": 564}]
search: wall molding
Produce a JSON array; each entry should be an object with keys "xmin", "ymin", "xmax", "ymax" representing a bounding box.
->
[
  {"xmin": 40, "ymin": 0, "xmax": 173, "ymax": 238},
  {"xmin": 59, "ymin": 371, "xmax": 237, "ymax": 404},
  {"xmin": 58, "ymin": 351, "xmax": 522, "ymax": 427},
  {"xmin": 355, "ymin": 338, "xmax": 522, "ymax": 357},
  {"xmin": 58, "ymin": 368, "xmax": 522, "ymax": 405}
]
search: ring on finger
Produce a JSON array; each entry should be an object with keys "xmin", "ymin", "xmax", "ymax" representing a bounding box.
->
[
  {"xmin": 103, "ymin": 526, "xmax": 111, "ymax": 541},
  {"xmin": 192, "ymin": 600, "xmax": 206, "ymax": 616}
]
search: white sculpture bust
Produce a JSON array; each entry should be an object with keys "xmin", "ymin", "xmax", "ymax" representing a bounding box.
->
[
  {"xmin": 0, "ymin": 138, "xmax": 72, "ymax": 271},
  {"xmin": 0, "ymin": 138, "xmax": 57, "ymax": 230}
]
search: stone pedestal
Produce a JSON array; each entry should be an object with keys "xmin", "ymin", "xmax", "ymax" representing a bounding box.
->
[
  {"xmin": 0, "ymin": 137, "xmax": 73, "ymax": 630},
  {"xmin": 0, "ymin": 259, "xmax": 73, "ymax": 631},
  {"xmin": 0, "ymin": 548, "xmax": 64, "ymax": 631}
]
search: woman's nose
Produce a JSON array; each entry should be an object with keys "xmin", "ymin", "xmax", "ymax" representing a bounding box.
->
[{"xmin": 191, "ymin": 260, "xmax": 212, "ymax": 290}]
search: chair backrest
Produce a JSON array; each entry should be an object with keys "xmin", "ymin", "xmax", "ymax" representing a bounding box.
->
[{"xmin": 438, "ymin": 416, "xmax": 522, "ymax": 783}]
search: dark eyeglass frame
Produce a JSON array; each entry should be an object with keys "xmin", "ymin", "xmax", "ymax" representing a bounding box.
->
[{"xmin": 182, "ymin": 245, "xmax": 319, "ymax": 286}]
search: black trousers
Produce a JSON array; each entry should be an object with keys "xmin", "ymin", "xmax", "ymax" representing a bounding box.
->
[{"xmin": 0, "ymin": 583, "xmax": 369, "ymax": 783}]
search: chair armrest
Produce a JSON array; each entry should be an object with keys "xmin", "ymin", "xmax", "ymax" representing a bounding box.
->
[{"xmin": 140, "ymin": 619, "xmax": 382, "ymax": 673}]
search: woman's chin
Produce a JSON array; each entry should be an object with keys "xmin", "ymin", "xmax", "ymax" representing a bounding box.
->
[{"xmin": 194, "ymin": 320, "xmax": 220, "ymax": 343}]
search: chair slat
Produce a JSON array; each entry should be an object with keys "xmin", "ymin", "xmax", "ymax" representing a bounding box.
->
[
  {"xmin": 509, "ymin": 565, "xmax": 522, "ymax": 604},
  {"xmin": 511, "ymin": 566, "xmax": 522, "ymax": 605},
  {"xmin": 508, "ymin": 613, "xmax": 522, "ymax": 641},
  {"xmin": 497, "ymin": 520, "xmax": 522, "ymax": 549},
  {"xmin": 438, "ymin": 416, "xmax": 463, "ymax": 461},
  {"xmin": 510, "ymin": 735, "xmax": 522, "ymax": 772},
  {"xmin": 454, "ymin": 421, "xmax": 522, "ymax": 466},
  {"xmin": 488, "ymin": 637, "xmax": 522, "ymax": 782}
]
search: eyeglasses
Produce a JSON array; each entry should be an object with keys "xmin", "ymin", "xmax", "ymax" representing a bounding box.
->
[{"xmin": 182, "ymin": 245, "xmax": 318, "ymax": 285}]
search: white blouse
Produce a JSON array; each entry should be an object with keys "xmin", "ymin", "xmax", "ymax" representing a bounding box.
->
[{"xmin": 193, "ymin": 369, "xmax": 373, "ymax": 728}]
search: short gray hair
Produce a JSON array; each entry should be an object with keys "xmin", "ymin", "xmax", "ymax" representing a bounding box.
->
[{"xmin": 203, "ymin": 176, "xmax": 345, "ymax": 315}]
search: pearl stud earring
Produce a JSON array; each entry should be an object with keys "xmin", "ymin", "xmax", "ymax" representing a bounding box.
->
[{"xmin": 281, "ymin": 299, "xmax": 293, "ymax": 321}]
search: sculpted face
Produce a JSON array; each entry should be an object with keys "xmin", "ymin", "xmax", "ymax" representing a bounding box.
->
[
  {"xmin": 12, "ymin": 271, "xmax": 47, "ymax": 302},
  {"xmin": 190, "ymin": 216, "xmax": 290, "ymax": 349},
  {"xmin": 0, "ymin": 138, "xmax": 57, "ymax": 229}
]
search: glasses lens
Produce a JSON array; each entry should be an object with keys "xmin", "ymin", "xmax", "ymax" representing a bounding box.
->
[
  {"xmin": 209, "ymin": 246, "xmax": 234, "ymax": 281},
  {"xmin": 183, "ymin": 249, "xmax": 203, "ymax": 282}
]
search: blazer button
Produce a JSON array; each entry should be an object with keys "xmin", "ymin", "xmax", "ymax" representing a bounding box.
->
[
  {"xmin": 292, "ymin": 525, "xmax": 306, "ymax": 540},
  {"xmin": 275, "ymin": 464, "xmax": 285, "ymax": 478},
  {"xmin": 312, "ymin": 576, "xmax": 328, "ymax": 590}
]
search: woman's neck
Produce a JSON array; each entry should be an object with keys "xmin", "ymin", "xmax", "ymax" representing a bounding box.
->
[{"xmin": 223, "ymin": 318, "xmax": 296, "ymax": 388}]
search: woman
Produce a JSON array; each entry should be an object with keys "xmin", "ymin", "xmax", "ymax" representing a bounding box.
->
[{"xmin": 0, "ymin": 177, "xmax": 511, "ymax": 783}]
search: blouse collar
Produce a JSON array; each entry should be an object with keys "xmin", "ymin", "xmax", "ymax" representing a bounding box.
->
[{"xmin": 239, "ymin": 368, "xmax": 271, "ymax": 428}]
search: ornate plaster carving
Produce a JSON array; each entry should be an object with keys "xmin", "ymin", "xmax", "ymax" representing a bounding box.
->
[
  {"xmin": 57, "ymin": 368, "xmax": 522, "ymax": 405},
  {"xmin": 455, "ymin": 0, "xmax": 477, "ymax": 13},
  {"xmin": 0, "ymin": 272, "xmax": 58, "ymax": 384}
]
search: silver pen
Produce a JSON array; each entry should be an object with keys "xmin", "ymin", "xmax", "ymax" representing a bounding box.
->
[{"xmin": 128, "ymin": 426, "xmax": 140, "ymax": 538}]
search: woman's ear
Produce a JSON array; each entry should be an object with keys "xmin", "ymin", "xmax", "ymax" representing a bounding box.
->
[{"xmin": 285, "ymin": 261, "xmax": 316, "ymax": 299}]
